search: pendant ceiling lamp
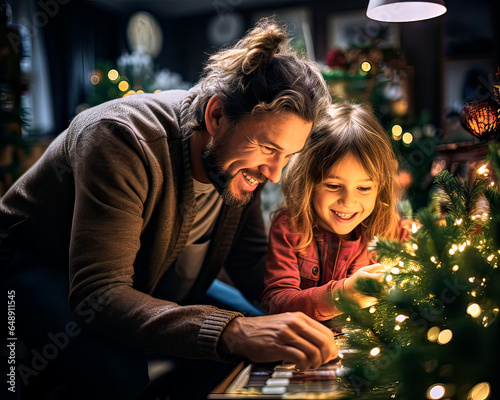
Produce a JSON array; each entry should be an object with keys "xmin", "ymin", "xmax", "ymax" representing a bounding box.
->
[{"xmin": 366, "ymin": 0, "xmax": 447, "ymax": 22}]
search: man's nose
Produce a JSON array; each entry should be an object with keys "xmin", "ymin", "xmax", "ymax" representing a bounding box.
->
[{"xmin": 259, "ymin": 161, "xmax": 284, "ymax": 184}]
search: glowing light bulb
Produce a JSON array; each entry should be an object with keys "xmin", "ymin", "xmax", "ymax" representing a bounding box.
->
[
  {"xmin": 118, "ymin": 81, "xmax": 130, "ymax": 92},
  {"xmin": 396, "ymin": 314, "xmax": 407, "ymax": 322},
  {"xmin": 391, "ymin": 267, "xmax": 400, "ymax": 274},
  {"xmin": 469, "ymin": 277, "xmax": 475, "ymax": 283},
  {"xmin": 361, "ymin": 61, "xmax": 372, "ymax": 72},
  {"xmin": 427, "ymin": 326, "xmax": 440, "ymax": 342},
  {"xmin": 369, "ymin": 307, "xmax": 376, "ymax": 313},
  {"xmin": 370, "ymin": 347, "xmax": 380, "ymax": 356},
  {"xmin": 108, "ymin": 69, "xmax": 119, "ymax": 81},
  {"xmin": 386, "ymin": 274, "xmax": 393, "ymax": 283},
  {"xmin": 452, "ymin": 265, "xmax": 459, "ymax": 272},
  {"xmin": 430, "ymin": 256, "xmax": 436, "ymax": 263},
  {"xmin": 402, "ymin": 132, "xmax": 413, "ymax": 145},
  {"xmin": 395, "ymin": 325, "xmax": 401, "ymax": 330},
  {"xmin": 90, "ymin": 74, "xmax": 101, "ymax": 85},
  {"xmin": 392, "ymin": 124, "xmax": 403, "ymax": 138},
  {"xmin": 468, "ymin": 382, "xmax": 491, "ymax": 400},
  {"xmin": 467, "ymin": 303, "xmax": 481, "ymax": 318},
  {"xmin": 477, "ymin": 164, "xmax": 488, "ymax": 175},
  {"xmin": 449, "ymin": 248, "xmax": 456, "ymax": 255},
  {"xmin": 427, "ymin": 384, "xmax": 446, "ymax": 399},
  {"xmin": 455, "ymin": 218, "xmax": 463, "ymax": 225},
  {"xmin": 411, "ymin": 222, "xmax": 418, "ymax": 233},
  {"xmin": 437, "ymin": 329, "xmax": 452, "ymax": 345},
  {"xmin": 412, "ymin": 243, "xmax": 418, "ymax": 250}
]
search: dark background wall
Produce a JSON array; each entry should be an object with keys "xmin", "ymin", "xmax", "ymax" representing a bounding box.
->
[{"xmin": 13, "ymin": 0, "xmax": 500, "ymax": 137}]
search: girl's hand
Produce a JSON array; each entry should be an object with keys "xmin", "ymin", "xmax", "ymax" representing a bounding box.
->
[{"xmin": 343, "ymin": 264, "xmax": 385, "ymax": 308}]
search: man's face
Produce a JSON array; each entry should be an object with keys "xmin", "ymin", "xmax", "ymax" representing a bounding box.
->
[{"xmin": 203, "ymin": 112, "xmax": 312, "ymax": 207}]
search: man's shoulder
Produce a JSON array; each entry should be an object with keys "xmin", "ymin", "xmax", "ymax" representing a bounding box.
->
[{"xmin": 69, "ymin": 89, "xmax": 191, "ymax": 142}]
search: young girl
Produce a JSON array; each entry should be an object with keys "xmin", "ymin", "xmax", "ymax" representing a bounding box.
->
[{"xmin": 262, "ymin": 102, "xmax": 409, "ymax": 321}]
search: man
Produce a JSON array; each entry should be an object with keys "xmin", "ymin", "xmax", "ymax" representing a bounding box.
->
[{"xmin": 0, "ymin": 18, "xmax": 337, "ymax": 399}]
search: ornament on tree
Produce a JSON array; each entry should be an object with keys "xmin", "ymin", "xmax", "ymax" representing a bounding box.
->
[{"xmin": 460, "ymin": 99, "xmax": 499, "ymax": 140}]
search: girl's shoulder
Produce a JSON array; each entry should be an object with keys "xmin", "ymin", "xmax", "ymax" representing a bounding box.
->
[{"xmin": 270, "ymin": 210, "xmax": 295, "ymax": 231}]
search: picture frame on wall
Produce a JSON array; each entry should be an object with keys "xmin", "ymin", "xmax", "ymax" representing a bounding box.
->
[{"xmin": 327, "ymin": 10, "xmax": 400, "ymax": 51}]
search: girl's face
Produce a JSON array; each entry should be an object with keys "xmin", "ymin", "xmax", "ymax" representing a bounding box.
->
[{"xmin": 312, "ymin": 153, "xmax": 378, "ymax": 239}]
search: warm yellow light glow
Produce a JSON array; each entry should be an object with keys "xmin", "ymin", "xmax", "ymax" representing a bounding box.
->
[
  {"xmin": 427, "ymin": 326, "xmax": 440, "ymax": 342},
  {"xmin": 468, "ymin": 382, "xmax": 491, "ymax": 400},
  {"xmin": 108, "ymin": 69, "xmax": 119, "ymax": 81},
  {"xmin": 394, "ymin": 325, "xmax": 401, "ymax": 330},
  {"xmin": 402, "ymin": 132, "xmax": 413, "ymax": 144},
  {"xmin": 136, "ymin": 90, "xmax": 145, "ymax": 94},
  {"xmin": 370, "ymin": 347, "xmax": 380, "ymax": 356},
  {"xmin": 477, "ymin": 164, "xmax": 488, "ymax": 175},
  {"xmin": 391, "ymin": 267, "xmax": 400, "ymax": 274},
  {"xmin": 467, "ymin": 303, "xmax": 481, "ymax": 318},
  {"xmin": 437, "ymin": 329, "xmax": 452, "ymax": 345},
  {"xmin": 90, "ymin": 74, "xmax": 101, "ymax": 85},
  {"xmin": 471, "ymin": 291, "xmax": 477, "ymax": 297},
  {"xmin": 449, "ymin": 248, "xmax": 456, "ymax": 255},
  {"xmin": 430, "ymin": 256, "xmax": 436, "ymax": 263},
  {"xmin": 455, "ymin": 218, "xmax": 463, "ymax": 225},
  {"xmin": 154, "ymin": 89, "xmax": 162, "ymax": 93},
  {"xmin": 361, "ymin": 61, "xmax": 372, "ymax": 72},
  {"xmin": 392, "ymin": 124, "xmax": 403, "ymax": 137},
  {"xmin": 346, "ymin": 317, "xmax": 351, "ymax": 322},
  {"xmin": 459, "ymin": 243, "xmax": 466, "ymax": 252},
  {"xmin": 396, "ymin": 314, "xmax": 407, "ymax": 323},
  {"xmin": 412, "ymin": 243, "xmax": 418, "ymax": 250},
  {"xmin": 411, "ymin": 222, "xmax": 419, "ymax": 233},
  {"xmin": 427, "ymin": 384, "xmax": 446, "ymax": 399},
  {"xmin": 118, "ymin": 81, "xmax": 130, "ymax": 92},
  {"xmin": 469, "ymin": 277, "xmax": 475, "ymax": 283},
  {"xmin": 369, "ymin": 307, "xmax": 376, "ymax": 313},
  {"xmin": 452, "ymin": 265, "xmax": 459, "ymax": 272},
  {"xmin": 386, "ymin": 274, "xmax": 393, "ymax": 283}
]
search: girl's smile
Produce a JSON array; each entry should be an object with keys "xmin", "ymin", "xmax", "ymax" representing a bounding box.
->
[{"xmin": 312, "ymin": 153, "xmax": 378, "ymax": 238}]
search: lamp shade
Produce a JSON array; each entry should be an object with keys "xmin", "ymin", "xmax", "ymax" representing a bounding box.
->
[{"xmin": 367, "ymin": 0, "xmax": 447, "ymax": 22}]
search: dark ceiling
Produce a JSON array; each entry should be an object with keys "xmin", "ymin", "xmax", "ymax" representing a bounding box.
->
[{"xmin": 85, "ymin": 0, "xmax": 322, "ymax": 17}]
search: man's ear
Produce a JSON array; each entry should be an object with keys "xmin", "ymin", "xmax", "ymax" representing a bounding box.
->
[{"xmin": 205, "ymin": 96, "xmax": 226, "ymax": 137}]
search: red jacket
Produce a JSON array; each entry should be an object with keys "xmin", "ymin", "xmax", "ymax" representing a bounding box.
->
[{"xmin": 262, "ymin": 213, "xmax": 411, "ymax": 321}]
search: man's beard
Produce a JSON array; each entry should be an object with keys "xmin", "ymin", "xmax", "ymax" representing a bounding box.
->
[{"xmin": 201, "ymin": 139, "xmax": 266, "ymax": 208}]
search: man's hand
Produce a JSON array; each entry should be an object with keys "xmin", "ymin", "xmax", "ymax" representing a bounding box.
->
[
  {"xmin": 219, "ymin": 312, "xmax": 338, "ymax": 371},
  {"xmin": 343, "ymin": 263, "xmax": 385, "ymax": 308}
]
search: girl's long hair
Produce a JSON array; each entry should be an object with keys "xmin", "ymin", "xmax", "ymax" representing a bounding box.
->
[{"xmin": 279, "ymin": 102, "xmax": 403, "ymax": 253}]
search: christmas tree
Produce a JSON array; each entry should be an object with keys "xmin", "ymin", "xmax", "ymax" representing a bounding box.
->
[{"xmin": 332, "ymin": 141, "xmax": 500, "ymax": 400}]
